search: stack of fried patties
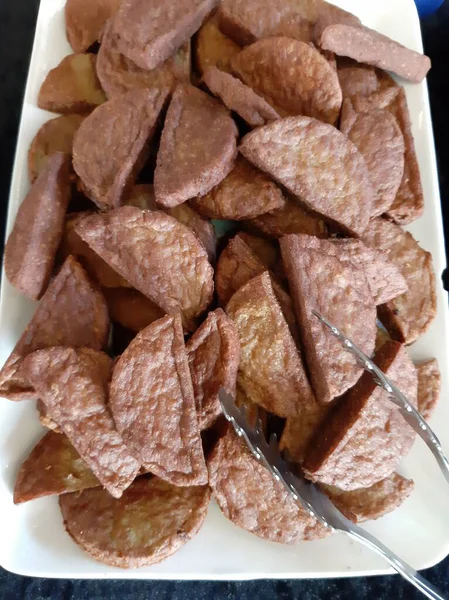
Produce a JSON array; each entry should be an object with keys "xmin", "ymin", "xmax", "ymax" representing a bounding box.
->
[{"xmin": 2, "ymin": 0, "xmax": 441, "ymax": 568}]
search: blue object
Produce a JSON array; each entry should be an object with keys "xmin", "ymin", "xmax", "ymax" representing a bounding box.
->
[{"xmin": 414, "ymin": 0, "xmax": 444, "ymax": 18}]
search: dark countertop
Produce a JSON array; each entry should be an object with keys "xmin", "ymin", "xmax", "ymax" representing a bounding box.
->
[{"xmin": 0, "ymin": 2, "xmax": 448, "ymax": 598}]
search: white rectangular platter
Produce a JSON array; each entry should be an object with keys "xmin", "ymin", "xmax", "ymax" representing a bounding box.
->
[{"xmin": 0, "ymin": 0, "xmax": 448, "ymax": 580}]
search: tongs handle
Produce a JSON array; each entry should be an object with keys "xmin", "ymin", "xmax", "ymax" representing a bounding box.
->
[
  {"xmin": 313, "ymin": 311, "xmax": 449, "ymax": 486},
  {"xmin": 344, "ymin": 523, "xmax": 446, "ymax": 600}
]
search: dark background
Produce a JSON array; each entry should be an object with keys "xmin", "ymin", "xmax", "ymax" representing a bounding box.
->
[{"xmin": 0, "ymin": 1, "xmax": 448, "ymax": 598}]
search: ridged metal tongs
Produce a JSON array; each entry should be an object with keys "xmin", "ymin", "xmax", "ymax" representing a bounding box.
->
[
  {"xmin": 218, "ymin": 315, "xmax": 448, "ymax": 600},
  {"xmin": 313, "ymin": 311, "xmax": 449, "ymax": 486}
]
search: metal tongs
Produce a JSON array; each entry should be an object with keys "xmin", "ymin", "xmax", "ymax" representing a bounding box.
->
[
  {"xmin": 313, "ymin": 311, "xmax": 449, "ymax": 486},
  {"xmin": 218, "ymin": 313, "xmax": 448, "ymax": 600}
]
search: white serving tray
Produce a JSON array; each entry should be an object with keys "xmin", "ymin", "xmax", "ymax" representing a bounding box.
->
[{"xmin": 0, "ymin": 0, "xmax": 448, "ymax": 580}]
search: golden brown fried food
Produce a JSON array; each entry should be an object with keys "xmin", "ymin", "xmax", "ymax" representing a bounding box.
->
[
  {"xmin": 313, "ymin": 3, "xmax": 361, "ymax": 43},
  {"xmin": 5, "ymin": 153, "xmax": 71, "ymax": 300},
  {"xmin": 112, "ymin": 0, "xmax": 217, "ymax": 70},
  {"xmin": 340, "ymin": 101, "xmax": 405, "ymax": 217},
  {"xmin": 350, "ymin": 88, "xmax": 423, "ymax": 225},
  {"xmin": 110, "ymin": 314, "xmax": 208, "ymax": 486},
  {"xmin": 362, "ymin": 218, "xmax": 436, "ymax": 344},
  {"xmin": 103, "ymin": 287, "xmax": 165, "ymax": 332},
  {"xmin": 125, "ymin": 184, "xmax": 217, "ymax": 263},
  {"xmin": 65, "ymin": 0, "xmax": 121, "ymax": 52},
  {"xmin": 218, "ymin": 0, "xmax": 319, "ymax": 46},
  {"xmin": 336, "ymin": 57, "xmax": 378, "ymax": 98},
  {"xmin": 240, "ymin": 116, "xmax": 374, "ymax": 236},
  {"xmin": 416, "ymin": 358, "xmax": 441, "ymax": 421},
  {"xmin": 75, "ymin": 207, "xmax": 214, "ymax": 331},
  {"xmin": 195, "ymin": 13, "xmax": 240, "ymax": 75},
  {"xmin": 154, "ymin": 84, "xmax": 238, "ymax": 208},
  {"xmin": 60, "ymin": 477, "xmax": 210, "ymax": 568},
  {"xmin": 14, "ymin": 431, "xmax": 99, "ymax": 504},
  {"xmin": 215, "ymin": 233, "xmax": 297, "ymax": 340},
  {"xmin": 325, "ymin": 473, "xmax": 414, "ymax": 523},
  {"xmin": 22, "ymin": 347, "xmax": 140, "ymax": 498},
  {"xmin": 73, "ymin": 88, "xmax": 170, "ymax": 210},
  {"xmin": 226, "ymin": 272, "xmax": 314, "ymax": 417},
  {"xmin": 38, "ymin": 54, "xmax": 106, "ymax": 114},
  {"xmin": 186, "ymin": 309, "xmax": 240, "ymax": 430},
  {"xmin": 208, "ymin": 426, "xmax": 328, "ymax": 543},
  {"xmin": 232, "ymin": 37, "xmax": 342, "ymax": 124},
  {"xmin": 280, "ymin": 401, "xmax": 330, "ymax": 465},
  {"xmin": 280, "ymin": 235, "xmax": 376, "ymax": 403},
  {"xmin": 330, "ymin": 238, "xmax": 408, "ymax": 305},
  {"xmin": 304, "ymin": 341, "xmax": 418, "ymax": 490},
  {"xmin": 0, "ymin": 256, "xmax": 109, "ymax": 400},
  {"xmin": 190, "ymin": 155, "xmax": 285, "ymax": 220},
  {"xmin": 28, "ymin": 114, "xmax": 85, "ymax": 183},
  {"xmin": 237, "ymin": 232, "xmax": 285, "ymax": 281},
  {"xmin": 97, "ymin": 19, "xmax": 191, "ymax": 98},
  {"xmin": 318, "ymin": 23, "xmax": 431, "ymax": 84},
  {"xmin": 202, "ymin": 67, "xmax": 280, "ymax": 128},
  {"xmin": 59, "ymin": 213, "xmax": 131, "ymax": 288},
  {"xmin": 246, "ymin": 194, "xmax": 328, "ymax": 239}
]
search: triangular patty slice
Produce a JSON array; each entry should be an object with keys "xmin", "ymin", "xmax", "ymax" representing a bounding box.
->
[
  {"xmin": 75, "ymin": 207, "xmax": 214, "ymax": 331},
  {"xmin": 73, "ymin": 87, "xmax": 170, "ymax": 210},
  {"xmin": 226, "ymin": 272, "xmax": 315, "ymax": 417},
  {"xmin": 0, "ymin": 256, "xmax": 109, "ymax": 401},
  {"xmin": 303, "ymin": 340, "xmax": 418, "ymax": 490},
  {"xmin": 240, "ymin": 116, "xmax": 374, "ymax": 236},
  {"xmin": 154, "ymin": 84, "xmax": 238, "ymax": 208},
  {"xmin": 22, "ymin": 347, "xmax": 140, "ymax": 498},
  {"xmin": 110, "ymin": 314, "xmax": 208, "ymax": 486},
  {"xmin": 13, "ymin": 431, "xmax": 100, "ymax": 505},
  {"xmin": 280, "ymin": 234, "xmax": 376, "ymax": 403}
]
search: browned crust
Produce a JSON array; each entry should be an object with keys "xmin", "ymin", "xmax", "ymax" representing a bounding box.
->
[
  {"xmin": 195, "ymin": 13, "xmax": 241, "ymax": 75},
  {"xmin": 59, "ymin": 478, "xmax": 211, "ymax": 568},
  {"xmin": 97, "ymin": 19, "xmax": 191, "ymax": 99},
  {"xmin": 325, "ymin": 473, "xmax": 414, "ymax": 523},
  {"xmin": 113, "ymin": 0, "xmax": 218, "ymax": 71},
  {"xmin": 340, "ymin": 105, "xmax": 405, "ymax": 218},
  {"xmin": 190, "ymin": 156, "xmax": 285, "ymax": 221},
  {"xmin": 319, "ymin": 23, "xmax": 431, "ymax": 84},
  {"xmin": 246, "ymin": 195, "xmax": 328, "ymax": 240},
  {"xmin": 280, "ymin": 401, "xmax": 331, "ymax": 464},
  {"xmin": 226, "ymin": 272, "xmax": 314, "ymax": 417},
  {"xmin": 73, "ymin": 88, "xmax": 170, "ymax": 210},
  {"xmin": 348, "ymin": 88, "xmax": 424, "ymax": 225},
  {"xmin": 215, "ymin": 234, "xmax": 298, "ymax": 341},
  {"xmin": 240, "ymin": 116, "xmax": 374, "ymax": 237},
  {"xmin": 22, "ymin": 347, "xmax": 140, "ymax": 498},
  {"xmin": 186, "ymin": 309, "xmax": 240, "ymax": 430},
  {"xmin": 28, "ymin": 115, "xmax": 85, "ymax": 183},
  {"xmin": 208, "ymin": 426, "xmax": 329, "ymax": 543},
  {"xmin": 218, "ymin": 0, "xmax": 321, "ymax": 47},
  {"xmin": 154, "ymin": 84, "xmax": 238, "ymax": 208},
  {"xmin": 14, "ymin": 431, "xmax": 100, "ymax": 505},
  {"xmin": 202, "ymin": 67, "xmax": 280, "ymax": 128},
  {"xmin": 416, "ymin": 358, "xmax": 441, "ymax": 421},
  {"xmin": 5, "ymin": 153, "xmax": 71, "ymax": 300},
  {"xmin": 304, "ymin": 341, "xmax": 418, "ymax": 490},
  {"xmin": 38, "ymin": 54, "xmax": 106, "ymax": 114},
  {"xmin": 59, "ymin": 213, "xmax": 131, "ymax": 289},
  {"xmin": 362, "ymin": 218, "xmax": 436, "ymax": 345},
  {"xmin": 280, "ymin": 234, "xmax": 376, "ymax": 403},
  {"xmin": 75, "ymin": 207, "xmax": 214, "ymax": 331},
  {"xmin": 231, "ymin": 37, "xmax": 342, "ymax": 125},
  {"xmin": 103, "ymin": 288, "xmax": 165, "ymax": 332},
  {"xmin": 65, "ymin": 0, "xmax": 121, "ymax": 53},
  {"xmin": 0, "ymin": 256, "xmax": 109, "ymax": 401},
  {"xmin": 109, "ymin": 314, "xmax": 208, "ymax": 486}
]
